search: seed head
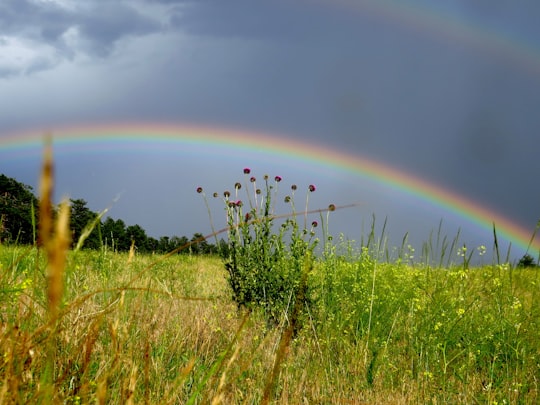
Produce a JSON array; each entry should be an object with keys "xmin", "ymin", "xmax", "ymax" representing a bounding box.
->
[
  {"xmin": 256, "ymin": 189, "xmax": 261, "ymax": 195},
  {"xmin": 328, "ymin": 204, "xmax": 336, "ymax": 212},
  {"xmin": 284, "ymin": 196, "xmax": 291, "ymax": 203},
  {"xmin": 235, "ymin": 182, "xmax": 242, "ymax": 189},
  {"xmin": 291, "ymin": 184, "xmax": 297, "ymax": 190},
  {"xmin": 224, "ymin": 191, "xmax": 231, "ymax": 197},
  {"xmin": 213, "ymin": 192, "xmax": 218, "ymax": 198}
]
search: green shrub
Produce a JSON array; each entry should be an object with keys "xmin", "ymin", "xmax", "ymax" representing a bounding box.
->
[
  {"xmin": 198, "ymin": 169, "xmax": 322, "ymax": 324},
  {"xmin": 517, "ymin": 253, "xmax": 537, "ymax": 268}
]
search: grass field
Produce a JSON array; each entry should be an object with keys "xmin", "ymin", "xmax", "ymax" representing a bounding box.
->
[{"xmin": 1, "ymin": 242, "xmax": 539, "ymax": 404}]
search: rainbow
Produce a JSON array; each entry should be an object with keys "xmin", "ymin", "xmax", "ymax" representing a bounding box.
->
[
  {"xmin": 324, "ymin": 0, "xmax": 540, "ymax": 78},
  {"xmin": 1, "ymin": 122, "xmax": 539, "ymax": 254}
]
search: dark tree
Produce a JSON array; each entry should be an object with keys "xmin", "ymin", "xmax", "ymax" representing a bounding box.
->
[
  {"xmin": 147, "ymin": 237, "xmax": 158, "ymax": 253},
  {"xmin": 0, "ymin": 174, "xmax": 38, "ymax": 244},
  {"xmin": 70, "ymin": 198, "xmax": 101, "ymax": 249},
  {"xmin": 517, "ymin": 254, "xmax": 537, "ymax": 268},
  {"xmin": 190, "ymin": 232, "xmax": 211, "ymax": 254},
  {"xmin": 126, "ymin": 224, "xmax": 149, "ymax": 252},
  {"xmin": 102, "ymin": 217, "xmax": 130, "ymax": 251},
  {"xmin": 170, "ymin": 236, "xmax": 189, "ymax": 254},
  {"xmin": 157, "ymin": 236, "xmax": 171, "ymax": 253},
  {"xmin": 1, "ymin": 174, "xmax": 216, "ymax": 256}
]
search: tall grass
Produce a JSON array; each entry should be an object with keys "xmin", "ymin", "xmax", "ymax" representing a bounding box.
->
[{"xmin": 0, "ymin": 144, "xmax": 539, "ymax": 403}]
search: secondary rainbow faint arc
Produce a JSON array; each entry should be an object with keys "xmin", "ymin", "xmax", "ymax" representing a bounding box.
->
[
  {"xmin": 323, "ymin": 0, "xmax": 540, "ymax": 78},
  {"xmin": 1, "ymin": 122, "xmax": 539, "ymax": 252}
]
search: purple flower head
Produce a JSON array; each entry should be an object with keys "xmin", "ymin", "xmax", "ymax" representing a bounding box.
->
[
  {"xmin": 250, "ymin": 176, "xmax": 256, "ymax": 182},
  {"xmin": 309, "ymin": 184, "xmax": 316, "ymax": 192},
  {"xmin": 235, "ymin": 200, "xmax": 243, "ymax": 207},
  {"xmin": 275, "ymin": 175, "xmax": 282, "ymax": 182},
  {"xmin": 245, "ymin": 212, "xmax": 252, "ymax": 221},
  {"xmin": 196, "ymin": 187, "xmax": 203, "ymax": 194},
  {"xmin": 243, "ymin": 167, "xmax": 251, "ymax": 174},
  {"xmin": 312, "ymin": 221, "xmax": 318, "ymax": 228}
]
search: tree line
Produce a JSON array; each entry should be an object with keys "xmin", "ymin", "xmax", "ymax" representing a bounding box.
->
[{"xmin": 0, "ymin": 173, "xmax": 218, "ymax": 254}]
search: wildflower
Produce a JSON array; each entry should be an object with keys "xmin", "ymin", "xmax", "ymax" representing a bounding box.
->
[
  {"xmin": 243, "ymin": 167, "xmax": 251, "ymax": 174},
  {"xmin": 477, "ymin": 245, "xmax": 486, "ymax": 256},
  {"xmin": 228, "ymin": 201, "xmax": 236, "ymax": 207},
  {"xmin": 284, "ymin": 196, "xmax": 291, "ymax": 203},
  {"xmin": 235, "ymin": 200, "xmax": 243, "ymax": 207},
  {"xmin": 264, "ymin": 174, "xmax": 269, "ymax": 180},
  {"xmin": 250, "ymin": 176, "xmax": 256, "ymax": 182},
  {"xmin": 196, "ymin": 187, "xmax": 203, "ymax": 193},
  {"xmin": 309, "ymin": 184, "xmax": 316, "ymax": 192},
  {"xmin": 213, "ymin": 192, "xmax": 218, "ymax": 198},
  {"xmin": 245, "ymin": 213, "xmax": 252, "ymax": 221},
  {"xmin": 235, "ymin": 182, "xmax": 242, "ymax": 189},
  {"xmin": 256, "ymin": 189, "xmax": 261, "ymax": 195},
  {"xmin": 291, "ymin": 184, "xmax": 297, "ymax": 190},
  {"xmin": 224, "ymin": 191, "xmax": 231, "ymax": 197},
  {"xmin": 275, "ymin": 175, "xmax": 282, "ymax": 182},
  {"xmin": 328, "ymin": 204, "xmax": 336, "ymax": 211},
  {"xmin": 512, "ymin": 297, "xmax": 522, "ymax": 311},
  {"xmin": 312, "ymin": 221, "xmax": 318, "ymax": 228}
]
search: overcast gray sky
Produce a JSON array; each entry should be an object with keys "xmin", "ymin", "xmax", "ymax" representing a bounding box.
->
[{"xmin": 1, "ymin": 0, "xmax": 539, "ymax": 262}]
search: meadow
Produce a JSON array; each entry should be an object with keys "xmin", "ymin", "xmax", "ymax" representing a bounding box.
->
[
  {"xmin": 1, "ymin": 152, "xmax": 539, "ymax": 404},
  {"xmin": 1, "ymin": 241, "xmax": 539, "ymax": 404}
]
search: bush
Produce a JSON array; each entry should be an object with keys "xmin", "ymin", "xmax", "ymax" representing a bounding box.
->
[
  {"xmin": 198, "ymin": 169, "xmax": 323, "ymax": 324},
  {"xmin": 517, "ymin": 253, "xmax": 537, "ymax": 268}
]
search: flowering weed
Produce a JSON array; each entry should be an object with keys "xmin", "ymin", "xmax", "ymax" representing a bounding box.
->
[{"xmin": 198, "ymin": 169, "xmax": 325, "ymax": 324}]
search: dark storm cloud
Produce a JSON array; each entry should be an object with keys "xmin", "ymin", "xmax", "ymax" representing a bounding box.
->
[{"xmin": 0, "ymin": 0, "xmax": 161, "ymax": 75}]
